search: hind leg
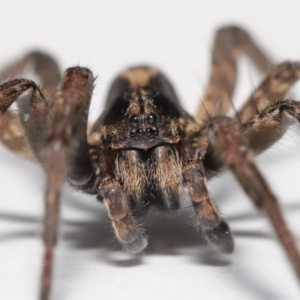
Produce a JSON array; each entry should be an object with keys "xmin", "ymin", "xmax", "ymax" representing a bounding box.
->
[
  {"xmin": 0, "ymin": 51, "xmax": 61, "ymax": 160},
  {"xmin": 196, "ymin": 26, "xmax": 273, "ymax": 120}
]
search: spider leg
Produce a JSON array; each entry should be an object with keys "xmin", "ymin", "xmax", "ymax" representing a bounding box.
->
[
  {"xmin": 0, "ymin": 67, "xmax": 96, "ymax": 300},
  {"xmin": 39, "ymin": 67, "xmax": 95, "ymax": 300},
  {"xmin": 96, "ymin": 147, "xmax": 147, "ymax": 253},
  {"xmin": 209, "ymin": 117, "xmax": 300, "ymax": 282},
  {"xmin": 203, "ymin": 61, "xmax": 300, "ymax": 174},
  {"xmin": 183, "ymin": 157, "xmax": 234, "ymax": 253},
  {"xmin": 0, "ymin": 51, "xmax": 61, "ymax": 159},
  {"xmin": 0, "ymin": 81, "xmax": 40, "ymax": 159},
  {"xmin": 197, "ymin": 26, "xmax": 274, "ymax": 120},
  {"xmin": 241, "ymin": 100, "xmax": 300, "ymax": 154},
  {"xmin": 232, "ymin": 61, "xmax": 300, "ymax": 155},
  {"xmin": 1, "ymin": 51, "xmax": 60, "ymax": 100},
  {"xmin": 99, "ymin": 177, "xmax": 148, "ymax": 253},
  {"xmin": 235, "ymin": 61, "xmax": 300, "ymax": 124}
]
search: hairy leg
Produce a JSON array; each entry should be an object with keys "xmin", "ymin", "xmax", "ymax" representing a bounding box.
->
[
  {"xmin": 235, "ymin": 61, "xmax": 300, "ymax": 124},
  {"xmin": 99, "ymin": 177, "xmax": 147, "ymax": 253},
  {"xmin": 96, "ymin": 146, "xmax": 148, "ymax": 253},
  {"xmin": 1, "ymin": 51, "xmax": 60, "ymax": 100},
  {"xmin": 41, "ymin": 67, "xmax": 97, "ymax": 300},
  {"xmin": 41, "ymin": 67, "xmax": 96, "ymax": 299},
  {"xmin": 196, "ymin": 26, "xmax": 273, "ymax": 120},
  {"xmin": 241, "ymin": 100, "xmax": 300, "ymax": 154},
  {"xmin": 0, "ymin": 79, "xmax": 48, "ymax": 160},
  {"xmin": 182, "ymin": 153, "xmax": 234, "ymax": 253},
  {"xmin": 0, "ymin": 51, "xmax": 61, "ymax": 159},
  {"xmin": 203, "ymin": 62, "xmax": 300, "ymax": 172},
  {"xmin": 209, "ymin": 117, "xmax": 300, "ymax": 282},
  {"xmin": 0, "ymin": 67, "xmax": 96, "ymax": 300}
]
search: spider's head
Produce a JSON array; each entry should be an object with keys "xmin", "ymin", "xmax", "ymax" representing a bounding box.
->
[
  {"xmin": 102, "ymin": 88, "xmax": 182, "ymax": 150},
  {"xmin": 94, "ymin": 66, "xmax": 183, "ymax": 150}
]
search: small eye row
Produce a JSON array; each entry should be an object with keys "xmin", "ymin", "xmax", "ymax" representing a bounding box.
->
[
  {"xmin": 130, "ymin": 126, "xmax": 159, "ymax": 137},
  {"xmin": 129, "ymin": 113, "xmax": 158, "ymax": 127}
]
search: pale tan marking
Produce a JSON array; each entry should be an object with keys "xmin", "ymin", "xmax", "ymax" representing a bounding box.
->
[
  {"xmin": 121, "ymin": 68, "xmax": 158, "ymax": 89},
  {"xmin": 0, "ymin": 113, "xmax": 35, "ymax": 160}
]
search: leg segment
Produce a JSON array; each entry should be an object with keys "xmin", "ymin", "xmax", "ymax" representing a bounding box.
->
[
  {"xmin": 0, "ymin": 51, "xmax": 61, "ymax": 159},
  {"xmin": 0, "ymin": 79, "xmax": 46, "ymax": 160},
  {"xmin": 241, "ymin": 100, "xmax": 300, "ymax": 154},
  {"xmin": 0, "ymin": 67, "xmax": 97, "ymax": 300},
  {"xmin": 98, "ymin": 149, "xmax": 148, "ymax": 253},
  {"xmin": 196, "ymin": 26, "xmax": 274, "ymax": 120},
  {"xmin": 183, "ymin": 159, "xmax": 234, "ymax": 253},
  {"xmin": 99, "ymin": 178, "xmax": 147, "ymax": 253},
  {"xmin": 40, "ymin": 67, "xmax": 96, "ymax": 300},
  {"xmin": 0, "ymin": 113, "xmax": 35, "ymax": 160},
  {"xmin": 203, "ymin": 62, "xmax": 300, "ymax": 173},
  {"xmin": 235, "ymin": 61, "xmax": 300, "ymax": 123},
  {"xmin": 1, "ymin": 51, "xmax": 60, "ymax": 100},
  {"xmin": 209, "ymin": 117, "xmax": 300, "ymax": 282}
]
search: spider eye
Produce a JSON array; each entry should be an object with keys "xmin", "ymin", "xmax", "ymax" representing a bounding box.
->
[
  {"xmin": 147, "ymin": 113, "xmax": 157, "ymax": 124},
  {"xmin": 129, "ymin": 115, "xmax": 139, "ymax": 127}
]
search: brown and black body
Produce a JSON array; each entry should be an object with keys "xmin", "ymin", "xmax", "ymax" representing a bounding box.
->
[
  {"xmin": 85, "ymin": 66, "xmax": 229, "ymax": 255},
  {"xmin": 1, "ymin": 26, "xmax": 300, "ymax": 300},
  {"xmin": 92, "ymin": 67, "xmax": 194, "ymax": 215}
]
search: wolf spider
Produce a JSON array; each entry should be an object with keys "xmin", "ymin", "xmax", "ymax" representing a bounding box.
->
[{"xmin": 0, "ymin": 26, "xmax": 300, "ymax": 299}]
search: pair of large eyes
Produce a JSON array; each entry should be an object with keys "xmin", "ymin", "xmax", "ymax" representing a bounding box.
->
[{"xmin": 129, "ymin": 114, "xmax": 157, "ymax": 127}]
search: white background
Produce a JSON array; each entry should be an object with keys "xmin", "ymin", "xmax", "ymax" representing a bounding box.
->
[{"xmin": 1, "ymin": 1, "xmax": 300, "ymax": 299}]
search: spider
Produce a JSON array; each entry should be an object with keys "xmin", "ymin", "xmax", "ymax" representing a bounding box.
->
[{"xmin": 0, "ymin": 25, "xmax": 300, "ymax": 300}]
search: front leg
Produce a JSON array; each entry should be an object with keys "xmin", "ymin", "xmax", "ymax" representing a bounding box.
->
[
  {"xmin": 0, "ymin": 67, "xmax": 97, "ymax": 300},
  {"xmin": 99, "ymin": 177, "xmax": 148, "ymax": 253},
  {"xmin": 197, "ymin": 26, "xmax": 274, "ymax": 120},
  {"xmin": 209, "ymin": 117, "xmax": 300, "ymax": 282},
  {"xmin": 97, "ymin": 148, "xmax": 148, "ymax": 253},
  {"xmin": 182, "ymin": 153, "xmax": 234, "ymax": 253}
]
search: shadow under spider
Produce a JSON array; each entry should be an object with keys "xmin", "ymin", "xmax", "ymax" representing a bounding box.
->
[
  {"xmin": 1, "ymin": 135, "xmax": 300, "ymax": 256},
  {"xmin": 2, "ymin": 190, "xmax": 299, "ymax": 300},
  {"xmin": 1, "ymin": 196, "xmax": 300, "ymax": 254}
]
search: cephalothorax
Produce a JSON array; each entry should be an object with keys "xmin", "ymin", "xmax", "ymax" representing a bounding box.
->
[{"xmin": 1, "ymin": 26, "xmax": 300, "ymax": 299}]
